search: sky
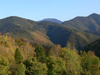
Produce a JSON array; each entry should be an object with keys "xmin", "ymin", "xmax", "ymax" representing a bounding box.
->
[{"xmin": 0, "ymin": 0, "xmax": 100, "ymax": 21}]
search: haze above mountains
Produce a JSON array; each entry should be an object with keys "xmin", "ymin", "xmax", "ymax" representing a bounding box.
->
[{"xmin": 0, "ymin": 13, "xmax": 100, "ymax": 50}]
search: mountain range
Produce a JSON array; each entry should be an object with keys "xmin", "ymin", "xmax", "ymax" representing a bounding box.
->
[{"xmin": 0, "ymin": 13, "xmax": 100, "ymax": 50}]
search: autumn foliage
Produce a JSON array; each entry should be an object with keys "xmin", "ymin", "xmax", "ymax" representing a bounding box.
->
[{"xmin": 0, "ymin": 35, "xmax": 100, "ymax": 75}]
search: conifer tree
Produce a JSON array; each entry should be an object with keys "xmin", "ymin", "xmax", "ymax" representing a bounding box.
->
[
  {"xmin": 35, "ymin": 46, "xmax": 46, "ymax": 62},
  {"xmin": 15, "ymin": 48, "xmax": 23, "ymax": 64}
]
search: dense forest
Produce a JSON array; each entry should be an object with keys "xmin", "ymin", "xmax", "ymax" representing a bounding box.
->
[{"xmin": 0, "ymin": 34, "xmax": 100, "ymax": 75}]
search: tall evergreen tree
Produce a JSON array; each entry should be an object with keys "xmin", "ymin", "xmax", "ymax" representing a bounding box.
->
[
  {"xmin": 35, "ymin": 46, "xmax": 46, "ymax": 62},
  {"xmin": 15, "ymin": 48, "xmax": 23, "ymax": 64}
]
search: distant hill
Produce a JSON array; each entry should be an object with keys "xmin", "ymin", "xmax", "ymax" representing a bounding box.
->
[
  {"xmin": 0, "ymin": 15, "xmax": 100, "ymax": 50},
  {"xmin": 39, "ymin": 18, "xmax": 62, "ymax": 24},
  {"xmin": 62, "ymin": 13, "xmax": 100, "ymax": 32},
  {"xmin": 82, "ymin": 39, "xmax": 100, "ymax": 58}
]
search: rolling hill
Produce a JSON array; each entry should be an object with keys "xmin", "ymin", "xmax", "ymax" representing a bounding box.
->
[
  {"xmin": 0, "ymin": 15, "xmax": 100, "ymax": 50},
  {"xmin": 0, "ymin": 16, "xmax": 54, "ymax": 47}
]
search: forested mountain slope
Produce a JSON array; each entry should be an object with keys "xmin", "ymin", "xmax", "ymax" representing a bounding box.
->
[
  {"xmin": 0, "ymin": 16, "xmax": 54, "ymax": 47},
  {"xmin": 62, "ymin": 13, "xmax": 100, "ymax": 32},
  {"xmin": 82, "ymin": 39, "xmax": 100, "ymax": 58},
  {"xmin": 0, "ymin": 16, "xmax": 100, "ymax": 49}
]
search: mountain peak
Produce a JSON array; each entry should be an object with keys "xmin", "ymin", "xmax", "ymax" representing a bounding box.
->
[
  {"xmin": 39, "ymin": 18, "xmax": 62, "ymax": 24},
  {"xmin": 88, "ymin": 13, "xmax": 100, "ymax": 17}
]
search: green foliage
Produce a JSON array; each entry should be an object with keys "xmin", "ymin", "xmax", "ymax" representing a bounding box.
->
[
  {"xmin": 81, "ymin": 51, "xmax": 100, "ymax": 75},
  {"xmin": 55, "ymin": 57, "xmax": 66, "ymax": 75},
  {"xmin": 92, "ymin": 56, "xmax": 100, "ymax": 67},
  {"xmin": 35, "ymin": 46, "xmax": 46, "ymax": 62},
  {"xmin": 61, "ymin": 44, "xmax": 83, "ymax": 75},
  {"xmin": 46, "ymin": 56, "xmax": 66, "ymax": 75},
  {"xmin": 17, "ymin": 63, "xmax": 25, "ymax": 75},
  {"xmin": 15, "ymin": 48, "xmax": 23, "ymax": 64},
  {"xmin": 46, "ymin": 56, "xmax": 58, "ymax": 75},
  {"xmin": 0, "ymin": 58, "xmax": 10, "ymax": 75},
  {"xmin": 23, "ymin": 57, "xmax": 33, "ymax": 69},
  {"xmin": 24, "ymin": 57, "xmax": 48, "ymax": 75}
]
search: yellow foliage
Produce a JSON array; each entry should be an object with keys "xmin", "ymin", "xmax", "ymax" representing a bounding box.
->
[{"xmin": 0, "ymin": 35, "xmax": 35, "ymax": 62}]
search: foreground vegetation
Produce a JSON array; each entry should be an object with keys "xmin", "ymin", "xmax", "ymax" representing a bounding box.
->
[{"xmin": 0, "ymin": 35, "xmax": 100, "ymax": 75}]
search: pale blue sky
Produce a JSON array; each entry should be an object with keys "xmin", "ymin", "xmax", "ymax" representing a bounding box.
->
[{"xmin": 0, "ymin": 0, "xmax": 100, "ymax": 21}]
